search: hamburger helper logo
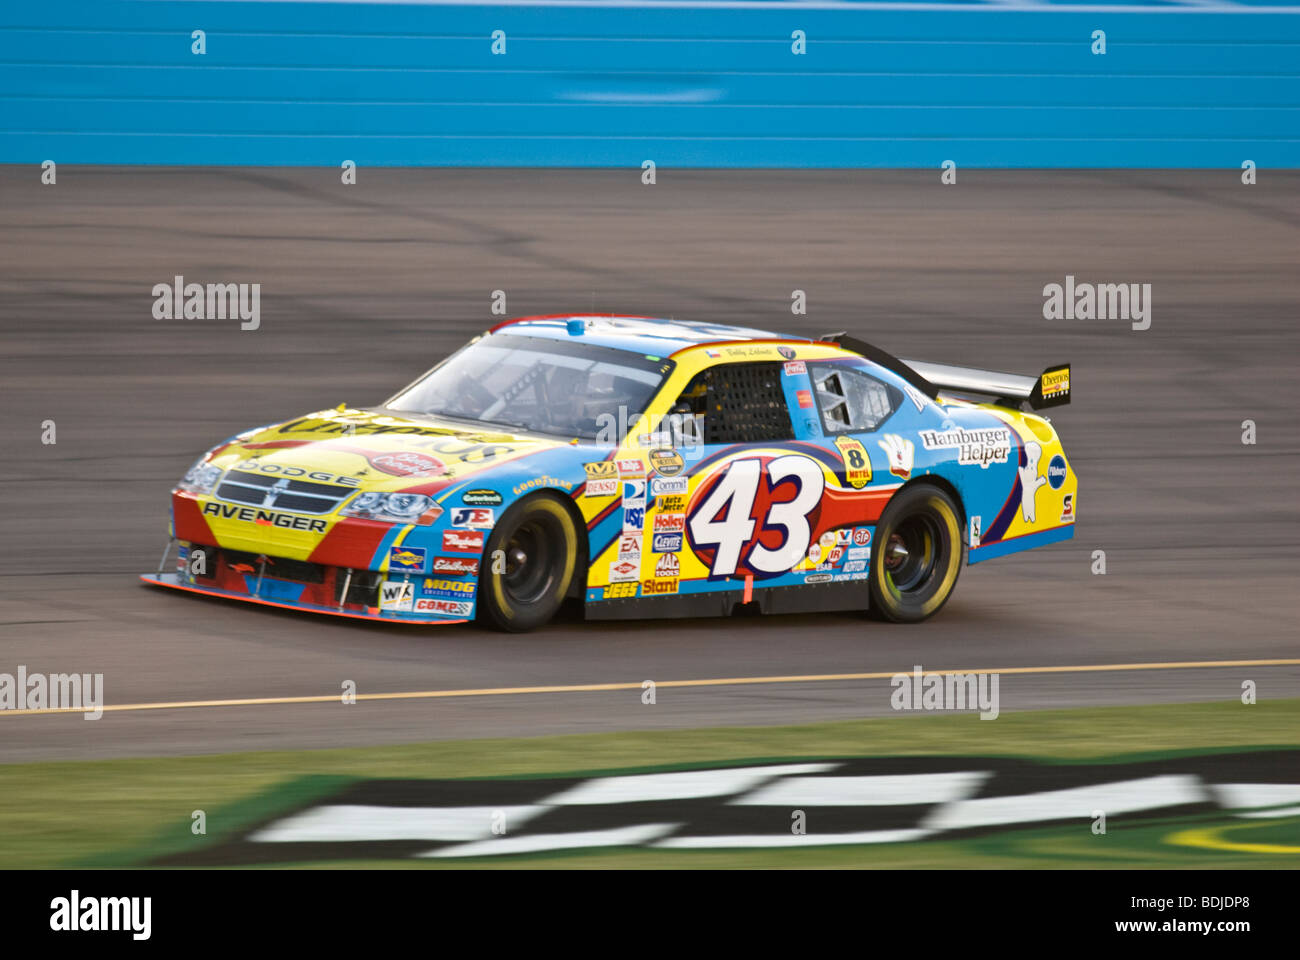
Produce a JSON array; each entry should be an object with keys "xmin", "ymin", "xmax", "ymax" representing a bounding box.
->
[{"xmin": 917, "ymin": 426, "xmax": 1011, "ymax": 468}]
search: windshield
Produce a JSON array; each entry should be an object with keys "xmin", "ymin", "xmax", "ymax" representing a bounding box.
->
[{"xmin": 386, "ymin": 334, "xmax": 676, "ymax": 439}]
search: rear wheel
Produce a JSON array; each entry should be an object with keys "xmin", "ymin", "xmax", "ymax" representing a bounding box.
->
[
  {"xmin": 868, "ymin": 484, "xmax": 962, "ymax": 623},
  {"xmin": 478, "ymin": 494, "xmax": 581, "ymax": 632}
]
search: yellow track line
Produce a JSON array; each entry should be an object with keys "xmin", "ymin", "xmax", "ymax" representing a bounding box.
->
[{"xmin": 4, "ymin": 658, "xmax": 1299, "ymax": 717}]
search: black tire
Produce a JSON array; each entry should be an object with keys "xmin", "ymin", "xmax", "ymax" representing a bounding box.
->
[
  {"xmin": 478, "ymin": 493, "xmax": 581, "ymax": 633},
  {"xmin": 868, "ymin": 484, "xmax": 963, "ymax": 623}
]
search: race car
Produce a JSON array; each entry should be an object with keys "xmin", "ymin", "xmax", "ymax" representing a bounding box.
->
[{"xmin": 141, "ymin": 314, "xmax": 1076, "ymax": 631}]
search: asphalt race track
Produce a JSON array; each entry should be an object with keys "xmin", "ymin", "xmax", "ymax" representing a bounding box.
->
[{"xmin": 1, "ymin": 167, "xmax": 1297, "ymax": 762}]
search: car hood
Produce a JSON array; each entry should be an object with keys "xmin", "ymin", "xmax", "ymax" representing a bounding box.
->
[{"xmin": 205, "ymin": 407, "xmax": 568, "ymax": 494}]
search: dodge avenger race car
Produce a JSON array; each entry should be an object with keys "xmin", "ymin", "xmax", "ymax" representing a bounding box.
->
[{"xmin": 141, "ymin": 315, "xmax": 1076, "ymax": 631}]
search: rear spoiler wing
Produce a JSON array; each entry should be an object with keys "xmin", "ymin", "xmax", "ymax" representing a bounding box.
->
[{"xmin": 820, "ymin": 333, "xmax": 1070, "ymax": 411}]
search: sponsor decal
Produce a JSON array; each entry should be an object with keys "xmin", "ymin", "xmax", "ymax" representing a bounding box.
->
[
  {"xmin": 622, "ymin": 478, "xmax": 646, "ymax": 504},
  {"xmin": 232, "ymin": 460, "xmax": 361, "ymax": 487},
  {"xmin": 807, "ymin": 544, "xmax": 822, "ymax": 564},
  {"xmin": 442, "ymin": 530, "xmax": 484, "ymax": 553},
  {"xmin": 414, "ymin": 597, "xmax": 473, "ymax": 616},
  {"xmin": 623, "ymin": 506, "xmax": 645, "ymax": 531},
  {"xmin": 653, "ymin": 513, "xmax": 685, "ymax": 533},
  {"xmin": 388, "ymin": 546, "xmax": 428, "ymax": 574},
  {"xmin": 1041, "ymin": 367, "xmax": 1070, "ymax": 400},
  {"xmin": 420, "ymin": 577, "xmax": 476, "ymax": 597},
  {"xmin": 878, "ymin": 434, "xmax": 914, "ymax": 480},
  {"xmin": 804, "ymin": 573, "xmax": 833, "ymax": 584},
  {"xmin": 1047, "ymin": 454, "xmax": 1068, "ymax": 490},
  {"xmin": 796, "ymin": 389, "xmax": 813, "ymax": 409},
  {"xmin": 461, "ymin": 488, "xmax": 503, "ymax": 506},
  {"xmin": 648, "ymin": 448, "xmax": 685, "ymax": 477},
  {"xmin": 654, "ymin": 553, "xmax": 681, "ymax": 577},
  {"xmin": 450, "ymin": 507, "xmax": 495, "ymax": 529},
  {"xmin": 616, "ymin": 459, "xmax": 645, "ymax": 477},
  {"xmin": 704, "ymin": 349, "xmax": 721, "ymax": 358},
  {"xmin": 853, "ymin": 527, "xmax": 871, "ymax": 546},
  {"xmin": 585, "ymin": 477, "xmax": 618, "ymax": 497},
  {"xmin": 657, "ymin": 494, "xmax": 687, "ymax": 513},
  {"xmin": 432, "ymin": 556, "xmax": 479, "ymax": 577},
  {"xmin": 819, "ymin": 531, "xmax": 837, "ymax": 548},
  {"xmin": 1061, "ymin": 493, "xmax": 1075, "ymax": 523},
  {"xmin": 610, "ymin": 559, "xmax": 640, "ymax": 582},
  {"xmin": 777, "ymin": 346, "xmax": 797, "ymax": 360},
  {"xmin": 902, "ymin": 382, "xmax": 930, "ymax": 413},
  {"xmin": 584, "ymin": 461, "xmax": 617, "ymax": 480},
  {"xmin": 369, "ymin": 452, "xmax": 446, "ymax": 479},
  {"xmin": 835, "ymin": 529, "xmax": 852, "ymax": 545},
  {"xmin": 379, "ymin": 580, "xmax": 415, "ymax": 612},
  {"xmin": 512, "ymin": 475, "xmax": 573, "ymax": 495},
  {"xmin": 652, "ymin": 533, "xmax": 683, "ymax": 553},
  {"xmin": 827, "ymin": 546, "xmax": 845, "ymax": 566},
  {"xmin": 1019, "ymin": 442, "xmax": 1048, "ymax": 523},
  {"xmin": 202, "ymin": 502, "xmax": 327, "ymax": 533},
  {"xmin": 783, "ymin": 360, "xmax": 806, "ymax": 376},
  {"xmin": 617, "ymin": 534, "xmax": 642, "ymax": 561},
  {"xmin": 844, "ymin": 560, "xmax": 867, "ymax": 573},
  {"xmin": 642, "ymin": 577, "xmax": 679, "ymax": 596},
  {"xmin": 602, "ymin": 582, "xmax": 639, "ymax": 599},
  {"xmin": 650, "ymin": 476, "xmax": 688, "ymax": 496},
  {"xmin": 970, "ymin": 515, "xmax": 982, "ymax": 549},
  {"xmin": 847, "ymin": 547, "xmax": 870, "ymax": 561},
  {"xmin": 917, "ymin": 427, "xmax": 1011, "ymax": 469},
  {"xmin": 832, "ymin": 571, "xmax": 868, "ymax": 582},
  {"xmin": 834, "ymin": 436, "xmax": 872, "ymax": 488}
]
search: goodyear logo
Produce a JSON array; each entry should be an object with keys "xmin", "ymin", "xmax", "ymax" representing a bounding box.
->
[
  {"xmin": 834, "ymin": 436, "xmax": 872, "ymax": 488},
  {"xmin": 388, "ymin": 546, "xmax": 427, "ymax": 573},
  {"xmin": 1042, "ymin": 368, "xmax": 1070, "ymax": 398}
]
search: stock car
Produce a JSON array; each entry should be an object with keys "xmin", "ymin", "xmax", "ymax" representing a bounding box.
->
[{"xmin": 141, "ymin": 314, "xmax": 1076, "ymax": 631}]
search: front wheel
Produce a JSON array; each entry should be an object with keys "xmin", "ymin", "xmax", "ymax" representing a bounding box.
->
[
  {"xmin": 478, "ymin": 494, "xmax": 581, "ymax": 632},
  {"xmin": 868, "ymin": 484, "xmax": 963, "ymax": 623}
]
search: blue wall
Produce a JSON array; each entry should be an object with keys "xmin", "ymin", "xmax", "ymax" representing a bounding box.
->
[{"xmin": 3, "ymin": 0, "xmax": 1298, "ymax": 167}]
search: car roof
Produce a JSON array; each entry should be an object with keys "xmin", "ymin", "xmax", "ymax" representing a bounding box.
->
[{"xmin": 488, "ymin": 314, "xmax": 814, "ymax": 358}]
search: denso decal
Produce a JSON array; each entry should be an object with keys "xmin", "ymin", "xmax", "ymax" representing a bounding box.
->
[
  {"xmin": 388, "ymin": 546, "xmax": 428, "ymax": 573},
  {"xmin": 201, "ymin": 502, "xmax": 327, "ymax": 533},
  {"xmin": 442, "ymin": 530, "xmax": 484, "ymax": 553},
  {"xmin": 652, "ymin": 533, "xmax": 683, "ymax": 553},
  {"xmin": 379, "ymin": 580, "xmax": 415, "ymax": 611},
  {"xmin": 450, "ymin": 507, "xmax": 495, "ymax": 529},
  {"xmin": 368, "ymin": 452, "xmax": 447, "ymax": 478},
  {"xmin": 585, "ymin": 477, "xmax": 618, "ymax": 498},
  {"xmin": 917, "ymin": 427, "xmax": 1011, "ymax": 469},
  {"xmin": 414, "ymin": 597, "xmax": 473, "ymax": 616},
  {"xmin": 1047, "ymin": 454, "xmax": 1068, "ymax": 490},
  {"xmin": 232, "ymin": 460, "xmax": 361, "ymax": 487},
  {"xmin": 432, "ymin": 556, "xmax": 479, "ymax": 576}
]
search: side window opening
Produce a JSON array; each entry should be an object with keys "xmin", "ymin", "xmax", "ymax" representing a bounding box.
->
[
  {"xmin": 671, "ymin": 362, "xmax": 794, "ymax": 445},
  {"xmin": 810, "ymin": 363, "xmax": 899, "ymax": 434}
]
